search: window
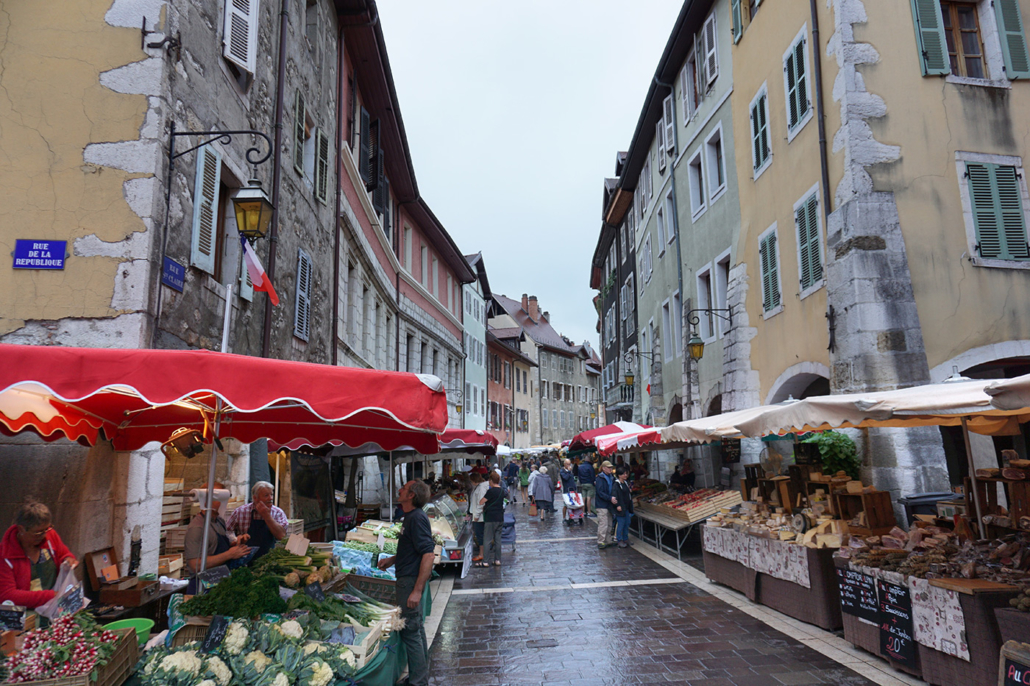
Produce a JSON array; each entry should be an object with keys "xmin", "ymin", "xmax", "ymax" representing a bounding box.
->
[
  {"xmin": 446, "ymin": 274, "xmax": 453, "ymax": 311},
  {"xmin": 715, "ymin": 251, "xmax": 731, "ymax": 337},
  {"xmin": 664, "ymin": 190, "xmax": 676, "ymax": 244},
  {"xmin": 656, "ymin": 205, "xmax": 666, "ymax": 251},
  {"xmin": 223, "ymin": 0, "xmax": 259, "ymax": 74},
  {"xmin": 697, "ymin": 268, "xmax": 714, "ymax": 340},
  {"xmin": 795, "ymin": 188, "xmax": 824, "ymax": 294},
  {"xmin": 662, "ymin": 94, "xmax": 675, "ymax": 155},
  {"xmin": 403, "ymin": 227, "xmax": 413, "ymax": 272},
  {"xmin": 910, "ymin": 0, "xmax": 1030, "ymax": 78},
  {"xmin": 190, "ymin": 144, "xmax": 221, "ymax": 274},
  {"xmin": 293, "ymin": 93, "xmax": 309, "ymax": 175},
  {"xmin": 759, "ymin": 224, "xmax": 782, "ymax": 315},
  {"xmin": 941, "ymin": 1, "xmax": 987, "ymax": 78},
  {"xmin": 314, "ymin": 129, "xmax": 330, "ymax": 204},
  {"xmin": 661, "ymin": 301, "xmax": 672, "ymax": 360},
  {"xmin": 681, "ymin": 54, "xmax": 698, "ymax": 121},
  {"xmin": 701, "ymin": 13, "xmax": 719, "ymax": 87},
  {"xmin": 293, "ymin": 248, "xmax": 313, "ymax": 341},
  {"xmin": 523, "ymin": 369, "xmax": 528, "ymax": 394},
  {"xmin": 655, "ymin": 122, "xmax": 666, "ymax": 174},
  {"xmin": 560, "ymin": 411, "xmax": 565, "ymax": 429},
  {"xmin": 687, "ymin": 149, "xmax": 706, "ymax": 218},
  {"xmin": 420, "ymin": 246, "xmax": 428, "ymax": 288},
  {"xmin": 965, "ymin": 160, "xmax": 1030, "ymax": 260},
  {"xmin": 750, "ymin": 86, "xmax": 772, "ymax": 177},
  {"xmin": 784, "ymin": 28, "xmax": 812, "ymax": 139},
  {"xmin": 705, "ymin": 125, "xmax": 726, "ymax": 202},
  {"xmin": 431, "ymin": 258, "xmax": 439, "ymax": 298},
  {"xmin": 643, "ymin": 235, "xmax": 653, "ymax": 282},
  {"xmin": 543, "ymin": 407, "xmax": 549, "ymax": 428},
  {"xmin": 732, "ymin": 0, "xmax": 761, "ymax": 41},
  {"xmin": 552, "ymin": 409, "xmax": 557, "ymax": 428},
  {"xmin": 504, "ymin": 361, "xmax": 511, "ymax": 389},
  {"xmin": 672, "ymin": 291, "xmax": 682, "ymax": 356}
]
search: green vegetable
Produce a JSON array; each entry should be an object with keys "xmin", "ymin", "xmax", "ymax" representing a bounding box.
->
[
  {"xmin": 180, "ymin": 567, "xmax": 287, "ymax": 618},
  {"xmin": 340, "ymin": 540, "xmax": 397, "ymax": 555}
]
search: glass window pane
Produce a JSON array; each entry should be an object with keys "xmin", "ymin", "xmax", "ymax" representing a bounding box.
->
[
  {"xmin": 966, "ymin": 57, "xmax": 985, "ymax": 79},
  {"xmin": 957, "ymin": 6, "xmax": 977, "ymax": 31},
  {"xmin": 961, "ymin": 32, "xmax": 981, "ymax": 57}
]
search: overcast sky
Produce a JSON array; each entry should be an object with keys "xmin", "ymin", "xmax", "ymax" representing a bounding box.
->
[{"xmin": 375, "ymin": 0, "xmax": 682, "ymax": 348}]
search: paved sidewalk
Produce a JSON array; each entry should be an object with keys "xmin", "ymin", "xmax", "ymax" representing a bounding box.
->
[{"xmin": 427, "ymin": 499, "xmax": 879, "ymax": 685}]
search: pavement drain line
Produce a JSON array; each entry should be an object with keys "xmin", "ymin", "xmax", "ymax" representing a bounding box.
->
[
  {"xmin": 450, "ymin": 577, "xmax": 685, "ymax": 596},
  {"xmin": 516, "ymin": 536, "xmax": 595, "ymax": 543},
  {"xmin": 625, "ymin": 532, "xmax": 927, "ymax": 686}
]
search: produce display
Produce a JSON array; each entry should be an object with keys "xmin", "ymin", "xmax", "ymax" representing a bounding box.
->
[
  {"xmin": 1011, "ymin": 586, "xmax": 1030, "ymax": 611},
  {"xmin": 839, "ymin": 526, "xmax": 1030, "ymax": 586},
  {"xmin": 637, "ymin": 488, "xmax": 742, "ymax": 523},
  {"xmin": 179, "ymin": 567, "xmax": 287, "ymax": 618},
  {"xmin": 630, "ymin": 479, "xmax": 666, "ymax": 499},
  {"xmin": 341, "ymin": 540, "xmax": 398, "ymax": 555},
  {"xmin": 138, "ymin": 614, "xmax": 356, "ymax": 686},
  {"xmin": 3, "ymin": 612, "xmax": 123, "ymax": 683},
  {"xmin": 708, "ymin": 501, "xmax": 852, "ymax": 549},
  {"xmin": 285, "ymin": 590, "xmax": 398, "ymax": 628},
  {"xmin": 253, "ymin": 546, "xmax": 337, "ymax": 588}
]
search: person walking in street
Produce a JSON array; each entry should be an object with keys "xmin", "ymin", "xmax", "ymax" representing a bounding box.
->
[
  {"xmin": 594, "ymin": 461, "xmax": 616, "ymax": 549},
  {"xmin": 559, "ymin": 458, "xmax": 578, "ymax": 524},
  {"xmin": 469, "ymin": 472, "xmax": 488, "ymax": 563},
  {"xmin": 576, "ymin": 458, "xmax": 596, "ymax": 517},
  {"xmin": 518, "ymin": 461, "xmax": 531, "ymax": 505},
  {"xmin": 613, "ymin": 465, "xmax": 634, "ymax": 548},
  {"xmin": 377, "ymin": 480, "xmax": 435, "ymax": 686},
  {"xmin": 530, "ymin": 466, "xmax": 555, "ymax": 518},
  {"xmin": 480, "ymin": 472, "xmax": 505, "ymax": 567},
  {"xmin": 503, "ymin": 459, "xmax": 520, "ymax": 504}
]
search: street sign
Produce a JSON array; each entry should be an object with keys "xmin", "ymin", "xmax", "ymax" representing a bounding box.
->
[
  {"xmin": 12, "ymin": 240, "xmax": 66, "ymax": 270},
  {"xmin": 162, "ymin": 256, "xmax": 186, "ymax": 292}
]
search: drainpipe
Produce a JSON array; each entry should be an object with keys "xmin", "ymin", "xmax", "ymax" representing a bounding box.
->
[
  {"xmin": 331, "ymin": 22, "xmax": 345, "ymax": 366},
  {"xmin": 261, "ymin": 0, "xmax": 290, "ymax": 358},
  {"xmin": 809, "ymin": 0, "xmax": 832, "ymax": 219},
  {"xmin": 653, "ymin": 75, "xmax": 687, "ymax": 421}
]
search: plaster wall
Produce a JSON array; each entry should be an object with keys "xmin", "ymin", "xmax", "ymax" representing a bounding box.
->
[{"xmin": 463, "ymin": 282, "xmax": 487, "ymax": 432}]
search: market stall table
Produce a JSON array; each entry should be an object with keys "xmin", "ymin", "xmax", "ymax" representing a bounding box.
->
[{"xmin": 632, "ymin": 507, "xmax": 705, "ymax": 561}]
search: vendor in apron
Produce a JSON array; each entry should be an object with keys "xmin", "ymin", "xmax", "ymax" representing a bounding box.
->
[
  {"xmin": 226, "ymin": 481, "xmax": 288, "ymax": 564},
  {"xmin": 183, "ymin": 484, "xmax": 251, "ymax": 594}
]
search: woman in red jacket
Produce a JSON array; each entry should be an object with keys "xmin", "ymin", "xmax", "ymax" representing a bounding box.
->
[{"xmin": 0, "ymin": 502, "xmax": 77, "ymax": 609}]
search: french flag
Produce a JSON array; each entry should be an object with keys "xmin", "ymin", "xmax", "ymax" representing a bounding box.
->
[{"xmin": 240, "ymin": 234, "xmax": 280, "ymax": 306}]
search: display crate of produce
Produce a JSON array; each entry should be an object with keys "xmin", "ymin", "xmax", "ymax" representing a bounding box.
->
[
  {"xmin": 287, "ymin": 519, "xmax": 305, "ymax": 535},
  {"xmin": 641, "ymin": 489, "xmax": 743, "ymax": 523},
  {"xmin": 169, "ymin": 623, "xmax": 208, "ymax": 648},
  {"xmin": 12, "ymin": 627, "xmax": 138, "ymax": 686},
  {"xmin": 346, "ymin": 619, "xmax": 385, "ymax": 671},
  {"xmin": 834, "ymin": 490, "xmax": 894, "ymax": 537},
  {"xmin": 158, "ymin": 553, "xmax": 183, "ymax": 578}
]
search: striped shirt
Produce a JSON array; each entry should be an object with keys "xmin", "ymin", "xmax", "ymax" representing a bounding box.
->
[{"xmin": 226, "ymin": 502, "xmax": 289, "ymax": 537}]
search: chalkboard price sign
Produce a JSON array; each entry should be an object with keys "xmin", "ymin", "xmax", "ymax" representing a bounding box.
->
[
  {"xmin": 0, "ymin": 605, "xmax": 25, "ymax": 631},
  {"xmin": 836, "ymin": 568, "xmax": 878, "ymax": 623},
  {"xmin": 1003, "ymin": 657, "xmax": 1030, "ymax": 686},
  {"xmin": 304, "ymin": 581, "xmax": 326, "ymax": 603},
  {"xmin": 201, "ymin": 615, "xmax": 229, "ymax": 653},
  {"xmin": 197, "ymin": 565, "xmax": 231, "ymax": 592},
  {"xmin": 56, "ymin": 584, "xmax": 86, "ymax": 616},
  {"xmin": 877, "ymin": 579, "xmax": 916, "ymax": 668},
  {"xmin": 1002, "ymin": 640, "xmax": 1030, "ymax": 686},
  {"xmin": 721, "ymin": 438, "xmax": 742, "ymax": 464}
]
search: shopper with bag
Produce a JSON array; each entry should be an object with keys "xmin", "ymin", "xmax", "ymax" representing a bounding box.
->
[{"xmin": 0, "ymin": 501, "xmax": 78, "ymax": 609}]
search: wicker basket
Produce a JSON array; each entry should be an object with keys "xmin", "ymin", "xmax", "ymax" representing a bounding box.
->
[
  {"xmin": 169, "ymin": 623, "xmax": 209, "ymax": 648},
  {"xmin": 10, "ymin": 628, "xmax": 137, "ymax": 686}
]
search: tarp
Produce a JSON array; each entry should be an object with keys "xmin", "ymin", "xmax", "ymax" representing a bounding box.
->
[
  {"xmin": 660, "ymin": 405, "xmax": 784, "ymax": 445},
  {"xmin": 0, "ymin": 344, "xmax": 448, "ymax": 454},
  {"xmin": 568, "ymin": 421, "xmax": 650, "ymax": 451},
  {"xmin": 439, "ymin": 428, "xmax": 498, "ymax": 455},
  {"xmin": 595, "ymin": 427, "xmax": 663, "ymax": 456},
  {"xmin": 985, "ymin": 372, "xmax": 1030, "ymax": 412}
]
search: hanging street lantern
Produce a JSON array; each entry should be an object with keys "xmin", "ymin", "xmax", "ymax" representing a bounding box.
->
[{"xmin": 232, "ymin": 179, "xmax": 274, "ymax": 240}]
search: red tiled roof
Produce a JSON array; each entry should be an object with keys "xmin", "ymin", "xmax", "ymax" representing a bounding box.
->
[{"xmin": 493, "ymin": 294, "xmax": 575, "ymax": 354}]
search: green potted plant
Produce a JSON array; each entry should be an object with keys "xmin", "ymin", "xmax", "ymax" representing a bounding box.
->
[{"xmin": 801, "ymin": 431, "xmax": 860, "ymax": 479}]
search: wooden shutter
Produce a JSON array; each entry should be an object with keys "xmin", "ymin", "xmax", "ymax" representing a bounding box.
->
[
  {"xmin": 293, "ymin": 249, "xmax": 312, "ymax": 341},
  {"xmin": 372, "ymin": 149, "xmax": 385, "ymax": 213},
  {"xmin": 190, "ymin": 145, "xmax": 221, "ymax": 274},
  {"xmin": 315, "ymin": 128, "xmax": 330, "ymax": 204},
  {"xmin": 695, "ymin": 37, "xmax": 705, "ymax": 99},
  {"xmin": 794, "ymin": 39, "xmax": 809, "ymax": 122},
  {"xmin": 757, "ymin": 95, "xmax": 769, "ymax": 166},
  {"xmin": 968, "ymin": 163, "xmax": 1030, "ymax": 259},
  {"xmin": 359, "ymin": 107, "xmax": 371, "ymax": 184},
  {"xmin": 293, "ymin": 92, "xmax": 306, "ymax": 174},
  {"xmin": 679, "ymin": 65, "xmax": 691, "ymax": 120},
  {"xmin": 238, "ymin": 249, "xmax": 254, "ymax": 302},
  {"xmin": 663, "ymin": 94, "xmax": 675, "ymax": 153},
  {"xmin": 655, "ymin": 123, "xmax": 666, "ymax": 173},
  {"xmin": 909, "ymin": 0, "xmax": 950, "ymax": 76},
  {"xmin": 704, "ymin": 15, "xmax": 719, "ymax": 85},
  {"xmin": 760, "ymin": 233, "xmax": 780, "ymax": 311},
  {"xmin": 785, "ymin": 47, "xmax": 800, "ymax": 129},
  {"xmin": 751, "ymin": 100, "xmax": 762, "ymax": 170},
  {"xmin": 732, "ymin": 0, "xmax": 743, "ymax": 42},
  {"xmin": 797, "ymin": 195, "xmax": 822, "ymax": 289},
  {"xmin": 223, "ymin": 0, "xmax": 259, "ymax": 74},
  {"xmin": 995, "ymin": 0, "xmax": 1030, "ymax": 79}
]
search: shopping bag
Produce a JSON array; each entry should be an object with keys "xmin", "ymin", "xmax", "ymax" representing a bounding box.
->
[
  {"xmin": 36, "ymin": 561, "xmax": 90, "ymax": 620},
  {"xmin": 529, "ymin": 502, "xmax": 538, "ymax": 517}
]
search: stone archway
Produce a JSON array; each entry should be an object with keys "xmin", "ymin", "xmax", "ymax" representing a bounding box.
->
[{"xmin": 764, "ymin": 361, "xmax": 831, "ymax": 405}]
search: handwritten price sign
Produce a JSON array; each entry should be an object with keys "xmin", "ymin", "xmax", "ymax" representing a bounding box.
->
[{"xmin": 877, "ymin": 579, "xmax": 916, "ymax": 669}]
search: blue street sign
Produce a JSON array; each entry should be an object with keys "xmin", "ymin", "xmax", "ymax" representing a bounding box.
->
[
  {"xmin": 12, "ymin": 240, "xmax": 66, "ymax": 270},
  {"xmin": 162, "ymin": 256, "xmax": 185, "ymax": 292}
]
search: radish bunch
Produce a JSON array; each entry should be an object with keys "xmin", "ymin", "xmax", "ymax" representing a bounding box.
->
[{"xmin": 5, "ymin": 613, "xmax": 120, "ymax": 683}]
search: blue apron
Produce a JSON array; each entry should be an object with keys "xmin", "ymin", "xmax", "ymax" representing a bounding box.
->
[
  {"xmin": 186, "ymin": 525, "xmax": 232, "ymax": 594},
  {"xmin": 246, "ymin": 511, "xmax": 277, "ymax": 562}
]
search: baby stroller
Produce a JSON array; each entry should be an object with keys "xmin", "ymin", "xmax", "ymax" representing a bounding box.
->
[
  {"xmin": 563, "ymin": 492, "xmax": 585, "ymax": 526},
  {"xmin": 501, "ymin": 511, "xmax": 517, "ymax": 553}
]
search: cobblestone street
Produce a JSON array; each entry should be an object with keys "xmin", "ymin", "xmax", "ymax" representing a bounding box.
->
[{"xmin": 427, "ymin": 500, "xmax": 881, "ymax": 685}]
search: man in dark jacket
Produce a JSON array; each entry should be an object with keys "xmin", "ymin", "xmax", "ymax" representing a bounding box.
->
[
  {"xmin": 577, "ymin": 459, "xmax": 596, "ymax": 517},
  {"xmin": 613, "ymin": 465, "xmax": 635, "ymax": 548},
  {"xmin": 594, "ymin": 461, "xmax": 616, "ymax": 549}
]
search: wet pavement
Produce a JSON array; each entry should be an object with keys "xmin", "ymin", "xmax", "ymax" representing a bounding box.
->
[{"xmin": 427, "ymin": 498, "xmax": 878, "ymax": 685}]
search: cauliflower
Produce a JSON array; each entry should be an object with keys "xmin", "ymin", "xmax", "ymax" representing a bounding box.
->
[
  {"xmin": 197, "ymin": 681, "xmax": 216, "ymax": 686},
  {"xmin": 280, "ymin": 620, "xmax": 304, "ymax": 640},
  {"xmin": 272, "ymin": 672, "xmax": 290, "ymax": 686},
  {"xmin": 304, "ymin": 660, "xmax": 334, "ymax": 686},
  {"xmin": 303, "ymin": 642, "xmax": 327, "ymax": 656},
  {"xmin": 223, "ymin": 621, "xmax": 250, "ymax": 655},
  {"xmin": 204, "ymin": 656, "xmax": 232, "ymax": 686},
  {"xmin": 338, "ymin": 648, "xmax": 355, "ymax": 668},
  {"xmin": 244, "ymin": 650, "xmax": 272, "ymax": 674},
  {"xmin": 158, "ymin": 649, "xmax": 203, "ymax": 677}
]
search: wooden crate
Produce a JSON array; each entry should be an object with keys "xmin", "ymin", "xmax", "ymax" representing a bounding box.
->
[
  {"xmin": 170, "ymin": 623, "xmax": 208, "ymax": 648},
  {"xmin": 287, "ymin": 519, "xmax": 304, "ymax": 535},
  {"xmin": 347, "ymin": 620, "xmax": 385, "ymax": 670},
  {"xmin": 163, "ymin": 525, "xmax": 189, "ymax": 554},
  {"xmin": 11, "ymin": 628, "xmax": 137, "ymax": 686},
  {"xmin": 164, "ymin": 478, "xmax": 184, "ymax": 492},
  {"xmin": 158, "ymin": 553, "xmax": 183, "ymax": 578},
  {"xmin": 835, "ymin": 490, "xmax": 895, "ymax": 536}
]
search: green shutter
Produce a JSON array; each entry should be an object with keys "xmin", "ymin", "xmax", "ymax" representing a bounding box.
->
[
  {"xmin": 785, "ymin": 49, "xmax": 799, "ymax": 128},
  {"xmin": 751, "ymin": 101, "xmax": 761, "ymax": 169},
  {"xmin": 994, "ymin": 0, "xmax": 1030, "ymax": 79},
  {"xmin": 805, "ymin": 195, "xmax": 823, "ymax": 285},
  {"xmin": 969, "ymin": 163, "xmax": 1030, "ymax": 260},
  {"xmin": 732, "ymin": 0, "xmax": 743, "ymax": 43},
  {"xmin": 751, "ymin": 94, "xmax": 770, "ymax": 170},
  {"xmin": 293, "ymin": 92, "xmax": 306, "ymax": 174},
  {"xmin": 760, "ymin": 233, "xmax": 780, "ymax": 311},
  {"xmin": 796, "ymin": 202, "xmax": 812, "ymax": 288},
  {"xmin": 795, "ymin": 39, "xmax": 809, "ymax": 121},
  {"xmin": 909, "ymin": 0, "xmax": 950, "ymax": 76}
]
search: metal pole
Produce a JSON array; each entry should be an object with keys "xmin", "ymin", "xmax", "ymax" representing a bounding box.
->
[
  {"xmin": 961, "ymin": 417, "xmax": 987, "ymax": 538},
  {"xmin": 388, "ymin": 452, "xmax": 394, "ymax": 523},
  {"xmin": 274, "ymin": 450, "xmax": 281, "ymax": 507},
  {"xmin": 199, "ymin": 400, "xmax": 224, "ymax": 574}
]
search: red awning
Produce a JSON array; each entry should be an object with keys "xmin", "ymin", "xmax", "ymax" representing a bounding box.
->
[
  {"xmin": 568, "ymin": 421, "xmax": 652, "ymax": 452},
  {"xmin": 439, "ymin": 428, "xmax": 498, "ymax": 455},
  {"xmin": 0, "ymin": 344, "xmax": 448, "ymax": 454},
  {"xmin": 595, "ymin": 428, "xmax": 662, "ymax": 456}
]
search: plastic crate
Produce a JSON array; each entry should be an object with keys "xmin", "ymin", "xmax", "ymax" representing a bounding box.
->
[
  {"xmin": 11, "ymin": 627, "xmax": 137, "ymax": 686},
  {"xmin": 169, "ymin": 623, "xmax": 209, "ymax": 648}
]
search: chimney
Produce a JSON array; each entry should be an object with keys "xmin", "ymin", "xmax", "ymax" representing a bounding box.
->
[
  {"xmin": 527, "ymin": 296, "xmax": 539, "ymax": 321},
  {"xmin": 542, "ymin": 311, "xmax": 549, "ymax": 322},
  {"xmin": 521, "ymin": 293, "xmax": 529, "ymax": 312}
]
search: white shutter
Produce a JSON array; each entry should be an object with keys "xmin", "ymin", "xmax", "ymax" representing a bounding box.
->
[
  {"xmin": 663, "ymin": 94, "xmax": 675, "ymax": 153},
  {"xmin": 314, "ymin": 128, "xmax": 330, "ymax": 204},
  {"xmin": 655, "ymin": 122, "xmax": 666, "ymax": 173},
  {"xmin": 238, "ymin": 248, "xmax": 254, "ymax": 302},
  {"xmin": 293, "ymin": 249, "xmax": 312, "ymax": 341},
  {"xmin": 223, "ymin": 0, "xmax": 260, "ymax": 74},
  {"xmin": 704, "ymin": 14, "xmax": 719, "ymax": 85},
  {"xmin": 695, "ymin": 35, "xmax": 705, "ymax": 99},
  {"xmin": 190, "ymin": 145, "xmax": 221, "ymax": 274}
]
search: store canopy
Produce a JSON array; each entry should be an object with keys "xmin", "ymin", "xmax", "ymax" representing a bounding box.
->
[
  {"xmin": 661, "ymin": 405, "xmax": 785, "ymax": 445},
  {"xmin": 731, "ymin": 378, "xmax": 1030, "ymax": 438},
  {"xmin": 985, "ymin": 372, "xmax": 1030, "ymax": 412},
  {"xmin": 568, "ymin": 421, "xmax": 650, "ymax": 452},
  {"xmin": 0, "ymin": 344, "xmax": 448, "ymax": 454},
  {"xmin": 595, "ymin": 427, "xmax": 662, "ymax": 456},
  {"xmin": 439, "ymin": 428, "xmax": 498, "ymax": 455}
]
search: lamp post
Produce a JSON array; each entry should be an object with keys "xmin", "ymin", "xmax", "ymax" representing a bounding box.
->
[
  {"xmin": 683, "ymin": 306, "xmax": 732, "ymax": 420},
  {"xmin": 152, "ymin": 124, "xmax": 274, "ymax": 349}
]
